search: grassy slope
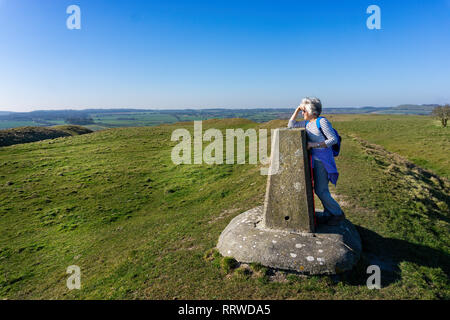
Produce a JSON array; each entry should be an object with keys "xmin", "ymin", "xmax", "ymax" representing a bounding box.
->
[
  {"xmin": 325, "ymin": 114, "xmax": 450, "ymax": 178},
  {"xmin": 0, "ymin": 116, "xmax": 448, "ymax": 299}
]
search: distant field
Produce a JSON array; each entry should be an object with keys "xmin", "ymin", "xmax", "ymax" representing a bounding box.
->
[
  {"xmin": 90, "ymin": 111, "xmax": 290, "ymax": 127},
  {"xmin": 0, "ymin": 120, "xmax": 71, "ymax": 130},
  {"xmin": 0, "ymin": 120, "xmax": 39, "ymax": 129},
  {"xmin": 0, "ymin": 104, "xmax": 437, "ymax": 130},
  {"xmin": 91, "ymin": 112, "xmax": 180, "ymax": 127},
  {"xmin": 0, "ymin": 115, "xmax": 448, "ymax": 299}
]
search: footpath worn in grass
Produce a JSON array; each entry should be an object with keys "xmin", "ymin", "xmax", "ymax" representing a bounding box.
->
[
  {"xmin": 0, "ymin": 116, "xmax": 448, "ymax": 299},
  {"xmin": 325, "ymin": 114, "xmax": 450, "ymax": 179}
]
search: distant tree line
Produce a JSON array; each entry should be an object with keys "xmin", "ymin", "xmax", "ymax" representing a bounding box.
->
[{"xmin": 432, "ymin": 105, "xmax": 450, "ymax": 127}]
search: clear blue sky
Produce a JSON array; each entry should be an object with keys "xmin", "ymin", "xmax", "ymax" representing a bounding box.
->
[{"xmin": 0, "ymin": 0, "xmax": 449, "ymax": 111}]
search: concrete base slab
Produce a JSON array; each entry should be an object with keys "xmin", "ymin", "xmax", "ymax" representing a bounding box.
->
[{"xmin": 217, "ymin": 206, "xmax": 362, "ymax": 275}]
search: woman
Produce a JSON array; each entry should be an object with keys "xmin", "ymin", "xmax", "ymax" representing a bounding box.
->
[{"xmin": 287, "ymin": 97, "xmax": 345, "ymax": 226}]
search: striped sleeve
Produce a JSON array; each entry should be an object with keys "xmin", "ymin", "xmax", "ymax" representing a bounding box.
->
[
  {"xmin": 319, "ymin": 118, "xmax": 338, "ymax": 147},
  {"xmin": 287, "ymin": 119, "xmax": 306, "ymax": 128}
]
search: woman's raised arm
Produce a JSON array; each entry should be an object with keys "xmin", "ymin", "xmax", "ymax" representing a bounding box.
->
[{"xmin": 287, "ymin": 106, "xmax": 304, "ymax": 128}]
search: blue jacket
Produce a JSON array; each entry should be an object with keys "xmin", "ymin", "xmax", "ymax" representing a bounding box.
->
[
  {"xmin": 311, "ymin": 147, "xmax": 339, "ymax": 186},
  {"xmin": 287, "ymin": 119, "xmax": 339, "ymax": 185}
]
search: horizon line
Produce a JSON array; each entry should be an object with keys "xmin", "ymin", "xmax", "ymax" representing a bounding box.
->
[{"xmin": 0, "ymin": 103, "xmax": 442, "ymax": 114}]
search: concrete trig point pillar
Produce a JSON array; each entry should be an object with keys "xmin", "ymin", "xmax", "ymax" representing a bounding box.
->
[
  {"xmin": 262, "ymin": 128, "xmax": 315, "ymax": 233},
  {"xmin": 217, "ymin": 127, "xmax": 362, "ymax": 275}
]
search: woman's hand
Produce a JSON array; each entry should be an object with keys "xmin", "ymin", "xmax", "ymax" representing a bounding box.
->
[
  {"xmin": 290, "ymin": 106, "xmax": 303, "ymax": 122},
  {"xmin": 307, "ymin": 142, "xmax": 326, "ymax": 149},
  {"xmin": 295, "ymin": 105, "xmax": 305, "ymax": 115}
]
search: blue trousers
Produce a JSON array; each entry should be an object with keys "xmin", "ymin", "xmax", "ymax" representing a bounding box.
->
[{"xmin": 313, "ymin": 159, "xmax": 343, "ymax": 216}]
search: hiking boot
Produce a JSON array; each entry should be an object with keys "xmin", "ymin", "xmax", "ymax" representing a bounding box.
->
[{"xmin": 327, "ymin": 212, "xmax": 346, "ymax": 226}]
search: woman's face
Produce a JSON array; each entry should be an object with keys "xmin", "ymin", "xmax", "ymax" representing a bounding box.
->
[{"xmin": 302, "ymin": 109, "xmax": 315, "ymax": 121}]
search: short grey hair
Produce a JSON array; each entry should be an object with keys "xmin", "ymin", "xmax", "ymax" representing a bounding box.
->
[{"xmin": 300, "ymin": 97, "xmax": 322, "ymax": 117}]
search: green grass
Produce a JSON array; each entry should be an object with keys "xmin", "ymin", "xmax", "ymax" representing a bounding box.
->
[
  {"xmin": 325, "ymin": 114, "xmax": 450, "ymax": 178},
  {"xmin": 0, "ymin": 115, "xmax": 448, "ymax": 299}
]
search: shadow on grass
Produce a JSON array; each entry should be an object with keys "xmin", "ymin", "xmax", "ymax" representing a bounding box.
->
[{"xmin": 339, "ymin": 226, "xmax": 450, "ymax": 288}]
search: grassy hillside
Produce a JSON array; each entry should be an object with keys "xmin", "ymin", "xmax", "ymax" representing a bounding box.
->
[
  {"xmin": 0, "ymin": 125, "xmax": 92, "ymax": 147},
  {"xmin": 323, "ymin": 114, "xmax": 450, "ymax": 179},
  {"xmin": 0, "ymin": 116, "xmax": 448, "ymax": 299}
]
